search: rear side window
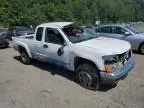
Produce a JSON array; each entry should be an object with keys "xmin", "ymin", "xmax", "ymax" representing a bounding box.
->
[
  {"xmin": 36, "ymin": 27, "xmax": 43, "ymax": 41},
  {"xmin": 96, "ymin": 27, "xmax": 111, "ymax": 33},
  {"xmin": 96, "ymin": 28, "xmax": 102, "ymax": 32},
  {"xmin": 103, "ymin": 27, "xmax": 111, "ymax": 33}
]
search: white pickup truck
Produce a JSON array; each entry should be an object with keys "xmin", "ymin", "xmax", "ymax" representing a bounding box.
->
[{"xmin": 12, "ymin": 22, "xmax": 135, "ymax": 89}]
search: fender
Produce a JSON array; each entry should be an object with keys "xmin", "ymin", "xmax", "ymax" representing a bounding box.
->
[
  {"xmin": 69, "ymin": 51, "xmax": 105, "ymax": 71},
  {"xmin": 15, "ymin": 41, "xmax": 32, "ymax": 58}
]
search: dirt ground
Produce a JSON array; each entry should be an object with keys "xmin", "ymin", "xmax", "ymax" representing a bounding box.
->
[{"xmin": 0, "ymin": 47, "xmax": 144, "ymax": 108}]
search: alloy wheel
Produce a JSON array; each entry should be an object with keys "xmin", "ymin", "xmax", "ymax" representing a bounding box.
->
[{"xmin": 78, "ymin": 71, "xmax": 92, "ymax": 88}]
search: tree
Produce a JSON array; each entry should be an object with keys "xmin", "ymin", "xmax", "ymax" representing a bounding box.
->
[{"xmin": 0, "ymin": 0, "xmax": 144, "ymax": 26}]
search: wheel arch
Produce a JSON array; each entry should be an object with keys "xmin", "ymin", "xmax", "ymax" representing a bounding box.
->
[
  {"xmin": 138, "ymin": 41, "xmax": 144, "ymax": 51},
  {"xmin": 74, "ymin": 57, "xmax": 102, "ymax": 85},
  {"xmin": 74, "ymin": 56, "xmax": 100, "ymax": 72},
  {"xmin": 17, "ymin": 43, "xmax": 32, "ymax": 58}
]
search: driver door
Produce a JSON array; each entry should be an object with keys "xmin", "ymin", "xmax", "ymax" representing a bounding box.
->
[{"xmin": 42, "ymin": 28, "xmax": 69, "ymax": 68}]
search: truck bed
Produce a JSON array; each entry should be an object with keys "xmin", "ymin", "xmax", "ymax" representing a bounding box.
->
[
  {"xmin": 12, "ymin": 34, "xmax": 34, "ymax": 42},
  {"xmin": 12, "ymin": 34, "xmax": 35, "ymax": 51}
]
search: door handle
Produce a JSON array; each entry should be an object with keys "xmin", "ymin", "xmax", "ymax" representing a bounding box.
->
[{"xmin": 43, "ymin": 44, "xmax": 48, "ymax": 48}]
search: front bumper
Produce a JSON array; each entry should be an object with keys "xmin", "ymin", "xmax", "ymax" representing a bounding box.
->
[{"xmin": 100, "ymin": 58, "xmax": 135, "ymax": 84}]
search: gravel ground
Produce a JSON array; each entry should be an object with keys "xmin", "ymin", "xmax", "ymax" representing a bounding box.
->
[{"xmin": 0, "ymin": 48, "xmax": 144, "ymax": 108}]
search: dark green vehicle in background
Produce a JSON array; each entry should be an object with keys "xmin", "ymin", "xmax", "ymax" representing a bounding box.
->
[{"xmin": 0, "ymin": 28, "xmax": 9, "ymax": 48}]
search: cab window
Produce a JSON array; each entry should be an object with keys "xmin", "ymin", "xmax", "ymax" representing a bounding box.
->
[
  {"xmin": 45, "ymin": 28, "xmax": 64, "ymax": 45},
  {"xmin": 36, "ymin": 27, "xmax": 43, "ymax": 41}
]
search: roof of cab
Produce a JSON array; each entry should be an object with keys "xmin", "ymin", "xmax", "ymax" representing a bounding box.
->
[{"xmin": 38, "ymin": 22, "xmax": 74, "ymax": 28}]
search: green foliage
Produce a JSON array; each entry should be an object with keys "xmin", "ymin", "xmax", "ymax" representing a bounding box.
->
[{"xmin": 0, "ymin": 0, "xmax": 144, "ymax": 26}]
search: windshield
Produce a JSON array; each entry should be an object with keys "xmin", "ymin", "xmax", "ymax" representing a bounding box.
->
[
  {"xmin": 62, "ymin": 25, "xmax": 97, "ymax": 43},
  {"xmin": 125, "ymin": 26, "xmax": 140, "ymax": 34}
]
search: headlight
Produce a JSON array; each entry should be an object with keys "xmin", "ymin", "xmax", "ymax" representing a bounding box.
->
[{"xmin": 102, "ymin": 55, "xmax": 123, "ymax": 73}]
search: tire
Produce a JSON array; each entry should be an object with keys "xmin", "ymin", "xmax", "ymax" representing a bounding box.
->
[
  {"xmin": 5, "ymin": 42, "xmax": 9, "ymax": 48},
  {"xmin": 76, "ymin": 63, "xmax": 101, "ymax": 90},
  {"xmin": 139, "ymin": 42, "xmax": 144, "ymax": 54},
  {"xmin": 5, "ymin": 45, "xmax": 9, "ymax": 48},
  {"xmin": 20, "ymin": 50, "xmax": 31, "ymax": 65}
]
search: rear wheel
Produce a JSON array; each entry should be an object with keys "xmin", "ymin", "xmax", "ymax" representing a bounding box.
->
[
  {"xmin": 139, "ymin": 42, "xmax": 144, "ymax": 54},
  {"xmin": 5, "ymin": 42, "xmax": 9, "ymax": 48},
  {"xmin": 20, "ymin": 51, "xmax": 31, "ymax": 65},
  {"xmin": 76, "ymin": 63, "xmax": 101, "ymax": 90}
]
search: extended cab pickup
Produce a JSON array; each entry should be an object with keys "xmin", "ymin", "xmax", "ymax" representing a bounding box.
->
[{"xmin": 12, "ymin": 22, "xmax": 135, "ymax": 89}]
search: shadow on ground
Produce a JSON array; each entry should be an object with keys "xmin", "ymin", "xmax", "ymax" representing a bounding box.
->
[
  {"xmin": 13, "ymin": 56, "xmax": 116, "ymax": 92},
  {"xmin": 0, "ymin": 47, "xmax": 9, "ymax": 49},
  {"xmin": 132, "ymin": 50, "xmax": 139, "ymax": 54},
  {"xmin": 132, "ymin": 50, "xmax": 144, "ymax": 55}
]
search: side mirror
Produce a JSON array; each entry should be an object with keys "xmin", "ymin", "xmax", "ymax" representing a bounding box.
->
[
  {"xmin": 125, "ymin": 32, "xmax": 131, "ymax": 36},
  {"xmin": 57, "ymin": 42, "xmax": 67, "ymax": 56}
]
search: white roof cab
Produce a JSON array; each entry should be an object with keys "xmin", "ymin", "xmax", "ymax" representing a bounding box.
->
[
  {"xmin": 12, "ymin": 22, "xmax": 135, "ymax": 90},
  {"xmin": 38, "ymin": 22, "xmax": 74, "ymax": 28}
]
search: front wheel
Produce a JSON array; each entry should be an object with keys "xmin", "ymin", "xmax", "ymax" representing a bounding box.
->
[
  {"xmin": 20, "ymin": 51, "xmax": 31, "ymax": 65},
  {"xmin": 139, "ymin": 43, "xmax": 144, "ymax": 54},
  {"xmin": 76, "ymin": 63, "xmax": 101, "ymax": 90}
]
